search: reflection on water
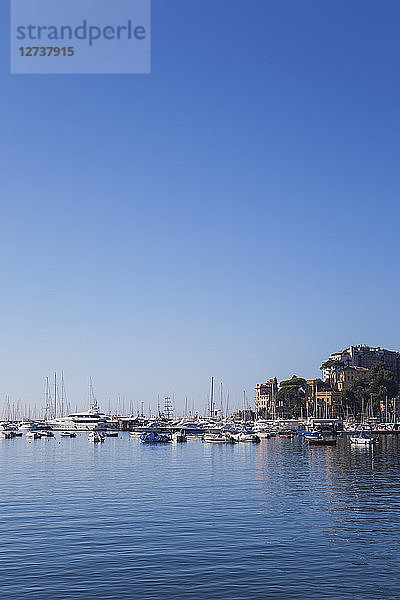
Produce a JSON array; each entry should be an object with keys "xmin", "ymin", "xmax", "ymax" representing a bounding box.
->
[{"xmin": 0, "ymin": 434, "xmax": 399, "ymax": 599}]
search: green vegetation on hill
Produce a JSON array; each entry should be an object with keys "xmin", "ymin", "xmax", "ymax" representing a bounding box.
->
[{"xmin": 277, "ymin": 376, "xmax": 307, "ymax": 417}]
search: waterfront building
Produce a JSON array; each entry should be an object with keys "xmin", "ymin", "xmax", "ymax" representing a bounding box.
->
[
  {"xmin": 305, "ymin": 379, "xmax": 342, "ymax": 418},
  {"xmin": 231, "ymin": 409, "xmax": 255, "ymax": 421},
  {"xmin": 255, "ymin": 378, "xmax": 278, "ymax": 418},
  {"xmin": 315, "ymin": 390, "xmax": 343, "ymax": 419},
  {"xmin": 337, "ymin": 366, "xmax": 370, "ymax": 392},
  {"xmin": 305, "ymin": 379, "xmax": 322, "ymax": 416},
  {"xmin": 321, "ymin": 345, "xmax": 400, "ymax": 385}
]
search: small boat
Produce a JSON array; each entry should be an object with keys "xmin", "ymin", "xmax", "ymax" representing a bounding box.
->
[
  {"xmin": 172, "ymin": 431, "xmax": 187, "ymax": 443},
  {"xmin": 88, "ymin": 432, "xmax": 104, "ymax": 443},
  {"xmin": 0, "ymin": 430, "xmax": 15, "ymax": 439},
  {"xmin": 37, "ymin": 430, "xmax": 54, "ymax": 437},
  {"xmin": 350, "ymin": 432, "xmax": 376, "ymax": 445},
  {"xmin": 279, "ymin": 432, "xmax": 295, "ymax": 439},
  {"xmin": 26, "ymin": 431, "xmax": 40, "ymax": 440},
  {"xmin": 257, "ymin": 432, "xmax": 271, "ymax": 439},
  {"xmin": 234, "ymin": 432, "xmax": 260, "ymax": 443},
  {"xmin": 140, "ymin": 432, "xmax": 171, "ymax": 443},
  {"xmin": 104, "ymin": 431, "xmax": 119, "ymax": 437},
  {"xmin": 60, "ymin": 431, "xmax": 76, "ymax": 438},
  {"xmin": 18, "ymin": 421, "xmax": 39, "ymax": 432},
  {"xmin": 306, "ymin": 433, "xmax": 336, "ymax": 446},
  {"xmin": 203, "ymin": 432, "xmax": 236, "ymax": 444}
]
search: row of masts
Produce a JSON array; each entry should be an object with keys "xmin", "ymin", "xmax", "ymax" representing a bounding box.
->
[
  {"xmin": 44, "ymin": 372, "xmax": 71, "ymax": 420},
  {"xmin": 1, "ymin": 396, "xmax": 42, "ymax": 421},
  {"xmin": 208, "ymin": 376, "xmax": 251, "ymax": 420},
  {"xmin": 1, "ymin": 375, "xmax": 249, "ymax": 422}
]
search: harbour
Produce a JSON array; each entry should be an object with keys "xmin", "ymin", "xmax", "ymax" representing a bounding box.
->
[
  {"xmin": 1, "ymin": 0, "xmax": 399, "ymax": 597},
  {"xmin": 1, "ymin": 430, "xmax": 400, "ymax": 600}
]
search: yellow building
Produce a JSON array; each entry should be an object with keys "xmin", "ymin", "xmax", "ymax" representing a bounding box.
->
[
  {"xmin": 305, "ymin": 379, "xmax": 321, "ymax": 415},
  {"xmin": 306, "ymin": 379, "xmax": 342, "ymax": 418},
  {"xmin": 337, "ymin": 366, "xmax": 369, "ymax": 392},
  {"xmin": 315, "ymin": 390, "xmax": 342, "ymax": 418}
]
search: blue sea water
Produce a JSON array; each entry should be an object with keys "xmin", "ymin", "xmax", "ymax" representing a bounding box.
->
[{"xmin": 0, "ymin": 434, "xmax": 399, "ymax": 600}]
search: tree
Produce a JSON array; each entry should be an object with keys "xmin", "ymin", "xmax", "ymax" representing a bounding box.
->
[
  {"xmin": 320, "ymin": 359, "xmax": 344, "ymax": 389},
  {"xmin": 276, "ymin": 376, "xmax": 307, "ymax": 417},
  {"xmin": 320, "ymin": 359, "xmax": 344, "ymax": 370},
  {"xmin": 343, "ymin": 363, "xmax": 399, "ymax": 418},
  {"xmin": 368, "ymin": 362, "xmax": 399, "ymax": 413},
  {"xmin": 343, "ymin": 379, "xmax": 369, "ymax": 418}
]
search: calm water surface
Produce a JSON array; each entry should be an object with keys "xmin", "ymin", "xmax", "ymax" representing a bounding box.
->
[{"xmin": 0, "ymin": 434, "xmax": 399, "ymax": 599}]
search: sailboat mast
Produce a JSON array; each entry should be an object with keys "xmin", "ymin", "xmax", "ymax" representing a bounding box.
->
[
  {"xmin": 210, "ymin": 377, "xmax": 214, "ymax": 418},
  {"xmin": 54, "ymin": 372, "xmax": 57, "ymax": 419},
  {"xmin": 45, "ymin": 377, "xmax": 49, "ymax": 420},
  {"xmin": 89, "ymin": 376, "xmax": 98, "ymax": 410},
  {"xmin": 60, "ymin": 371, "xmax": 65, "ymax": 417}
]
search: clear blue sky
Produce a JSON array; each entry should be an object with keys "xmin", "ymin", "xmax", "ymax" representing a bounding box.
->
[{"xmin": 0, "ymin": 0, "xmax": 399, "ymax": 414}]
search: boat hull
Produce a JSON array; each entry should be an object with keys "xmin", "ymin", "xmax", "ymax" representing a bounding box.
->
[
  {"xmin": 203, "ymin": 434, "xmax": 236, "ymax": 444},
  {"xmin": 350, "ymin": 437, "xmax": 376, "ymax": 445},
  {"xmin": 48, "ymin": 422, "xmax": 107, "ymax": 431},
  {"xmin": 307, "ymin": 438, "xmax": 336, "ymax": 446}
]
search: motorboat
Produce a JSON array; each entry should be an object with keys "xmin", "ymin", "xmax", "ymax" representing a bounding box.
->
[
  {"xmin": 253, "ymin": 420, "xmax": 274, "ymax": 438},
  {"xmin": 140, "ymin": 432, "xmax": 171, "ymax": 443},
  {"xmin": 88, "ymin": 431, "xmax": 104, "ymax": 443},
  {"xmin": 172, "ymin": 430, "xmax": 187, "ymax": 443},
  {"xmin": 0, "ymin": 430, "xmax": 15, "ymax": 439},
  {"xmin": 279, "ymin": 432, "xmax": 295, "ymax": 439},
  {"xmin": 47, "ymin": 400, "xmax": 109, "ymax": 431},
  {"xmin": 37, "ymin": 430, "xmax": 54, "ymax": 437},
  {"xmin": 26, "ymin": 431, "xmax": 40, "ymax": 440},
  {"xmin": 172, "ymin": 420, "xmax": 205, "ymax": 436},
  {"xmin": 257, "ymin": 432, "xmax": 271, "ymax": 439},
  {"xmin": 305, "ymin": 433, "xmax": 337, "ymax": 446},
  {"xmin": 350, "ymin": 432, "xmax": 376, "ymax": 445},
  {"xmin": 60, "ymin": 431, "xmax": 76, "ymax": 438},
  {"xmin": 203, "ymin": 432, "xmax": 236, "ymax": 444},
  {"xmin": 233, "ymin": 432, "xmax": 260, "ymax": 443},
  {"xmin": 104, "ymin": 431, "xmax": 119, "ymax": 437},
  {"xmin": 18, "ymin": 420, "xmax": 39, "ymax": 432}
]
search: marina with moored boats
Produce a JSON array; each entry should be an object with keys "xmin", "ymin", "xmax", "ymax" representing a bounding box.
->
[
  {"xmin": 3, "ymin": 347, "xmax": 400, "ymax": 452},
  {"xmin": 0, "ymin": 409, "xmax": 398, "ymax": 451}
]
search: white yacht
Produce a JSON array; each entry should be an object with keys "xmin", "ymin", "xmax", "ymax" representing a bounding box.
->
[
  {"xmin": 253, "ymin": 419, "xmax": 274, "ymax": 438},
  {"xmin": 18, "ymin": 420, "xmax": 39, "ymax": 432},
  {"xmin": 46, "ymin": 401, "xmax": 109, "ymax": 431},
  {"xmin": 203, "ymin": 432, "xmax": 236, "ymax": 444},
  {"xmin": 233, "ymin": 431, "xmax": 261, "ymax": 443}
]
